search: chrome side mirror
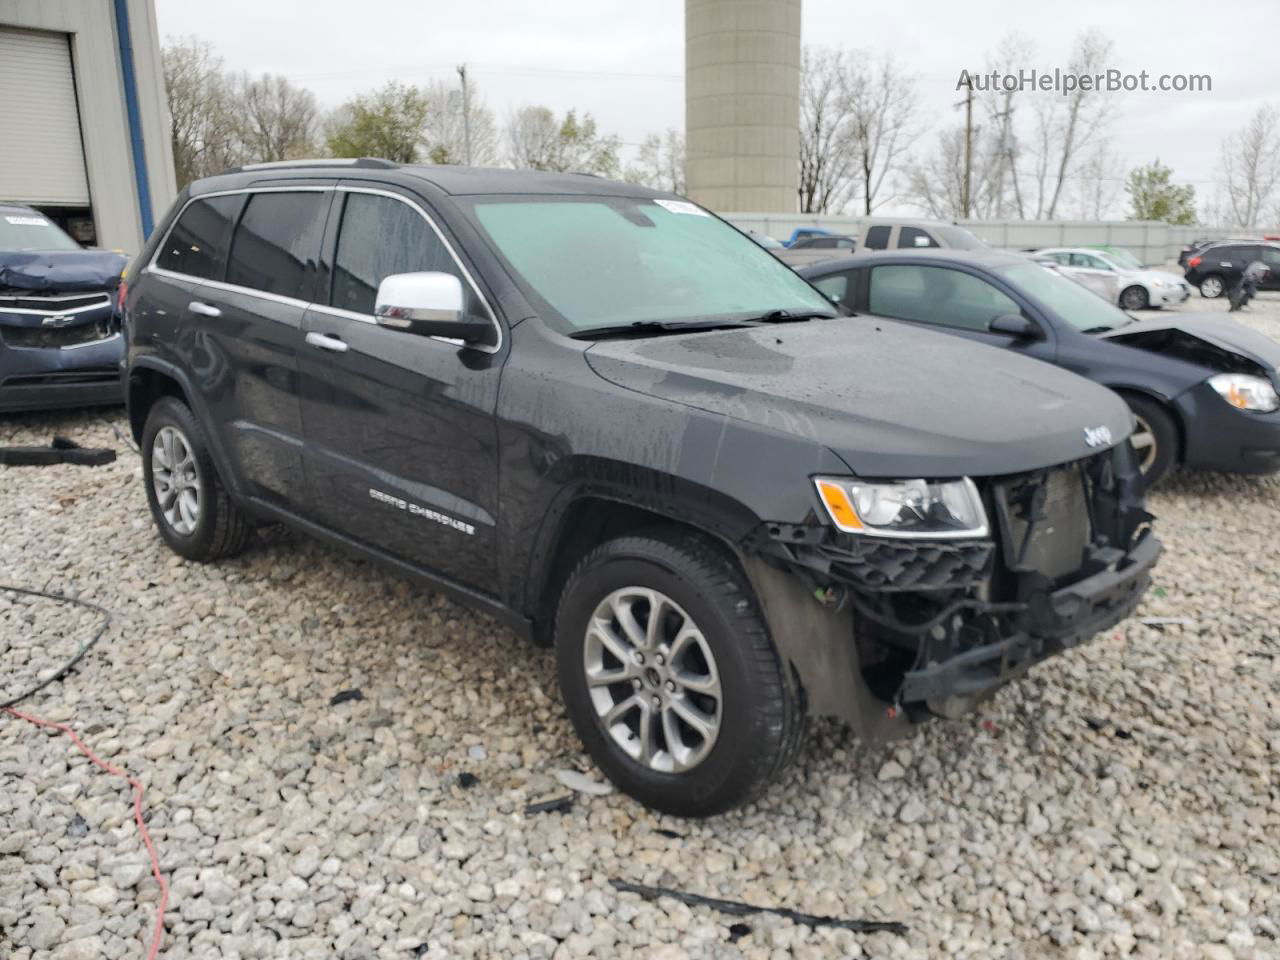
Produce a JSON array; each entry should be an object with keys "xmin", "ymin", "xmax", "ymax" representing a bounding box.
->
[{"xmin": 374, "ymin": 272, "xmax": 491, "ymax": 343}]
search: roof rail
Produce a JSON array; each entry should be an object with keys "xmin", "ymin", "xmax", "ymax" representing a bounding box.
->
[{"xmin": 226, "ymin": 157, "xmax": 399, "ymax": 174}]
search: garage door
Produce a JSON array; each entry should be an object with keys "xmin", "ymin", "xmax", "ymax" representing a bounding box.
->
[{"xmin": 0, "ymin": 27, "xmax": 91, "ymax": 206}]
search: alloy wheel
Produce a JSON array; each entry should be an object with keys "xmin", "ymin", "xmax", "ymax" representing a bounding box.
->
[
  {"xmin": 1201, "ymin": 276, "xmax": 1223, "ymax": 298},
  {"xmin": 1131, "ymin": 414, "xmax": 1158, "ymax": 474},
  {"xmin": 582, "ymin": 587, "xmax": 722, "ymax": 773},
  {"xmin": 152, "ymin": 425, "xmax": 201, "ymax": 535}
]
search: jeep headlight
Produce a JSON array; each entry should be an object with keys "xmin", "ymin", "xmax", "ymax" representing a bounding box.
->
[
  {"xmin": 1208, "ymin": 373, "xmax": 1280, "ymax": 412},
  {"xmin": 813, "ymin": 477, "xmax": 989, "ymax": 539}
]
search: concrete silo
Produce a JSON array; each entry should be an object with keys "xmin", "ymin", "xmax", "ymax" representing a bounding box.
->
[{"xmin": 685, "ymin": 0, "xmax": 801, "ymax": 213}]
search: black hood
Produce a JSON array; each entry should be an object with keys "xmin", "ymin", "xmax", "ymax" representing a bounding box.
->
[
  {"xmin": 586, "ymin": 317, "xmax": 1132, "ymax": 478},
  {"xmin": 0, "ymin": 250, "xmax": 128, "ymax": 293},
  {"xmin": 1101, "ymin": 314, "xmax": 1280, "ymax": 378}
]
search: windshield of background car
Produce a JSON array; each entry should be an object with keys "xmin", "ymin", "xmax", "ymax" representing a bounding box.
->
[
  {"xmin": 467, "ymin": 196, "xmax": 834, "ymax": 333},
  {"xmin": 937, "ymin": 226, "xmax": 988, "ymax": 250},
  {"xmin": 998, "ymin": 262, "xmax": 1133, "ymax": 331},
  {"xmin": 0, "ymin": 212, "xmax": 81, "ymax": 251},
  {"xmin": 1103, "ymin": 248, "xmax": 1144, "ymax": 269}
]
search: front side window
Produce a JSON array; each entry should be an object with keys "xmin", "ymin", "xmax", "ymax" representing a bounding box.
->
[
  {"xmin": 864, "ymin": 225, "xmax": 891, "ymax": 250},
  {"xmin": 156, "ymin": 195, "xmax": 243, "ymax": 280},
  {"xmin": 330, "ymin": 192, "xmax": 461, "ymax": 314},
  {"xmin": 898, "ymin": 226, "xmax": 939, "ymax": 249},
  {"xmin": 225, "ymin": 192, "xmax": 328, "ymax": 300},
  {"xmin": 1260, "ymin": 247, "xmax": 1280, "ymax": 268},
  {"xmin": 467, "ymin": 197, "xmax": 833, "ymax": 334},
  {"xmin": 869, "ymin": 264, "xmax": 1020, "ymax": 331}
]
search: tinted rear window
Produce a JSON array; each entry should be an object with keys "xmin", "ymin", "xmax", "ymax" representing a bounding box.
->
[
  {"xmin": 226, "ymin": 192, "xmax": 328, "ymax": 300},
  {"xmin": 156, "ymin": 195, "xmax": 242, "ymax": 280},
  {"xmin": 864, "ymin": 225, "xmax": 891, "ymax": 250}
]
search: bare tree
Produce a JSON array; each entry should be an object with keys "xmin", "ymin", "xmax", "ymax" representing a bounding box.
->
[
  {"xmin": 422, "ymin": 78, "xmax": 498, "ymax": 166},
  {"xmin": 906, "ymin": 125, "xmax": 1002, "ymax": 219},
  {"xmin": 234, "ymin": 73, "xmax": 318, "ymax": 163},
  {"xmin": 162, "ymin": 37, "xmax": 241, "ymax": 187},
  {"xmin": 505, "ymin": 106, "xmax": 619, "ymax": 175},
  {"xmin": 798, "ymin": 48, "xmax": 858, "ymax": 213},
  {"xmin": 845, "ymin": 56, "xmax": 920, "ymax": 214},
  {"xmin": 1068, "ymin": 142, "xmax": 1125, "ymax": 219},
  {"xmin": 1027, "ymin": 29, "xmax": 1114, "ymax": 219},
  {"xmin": 1219, "ymin": 103, "xmax": 1280, "ymax": 228},
  {"xmin": 978, "ymin": 32, "xmax": 1034, "ymax": 217},
  {"xmin": 624, "ymin": 130, "xmax": 685, "ymax": 193}
]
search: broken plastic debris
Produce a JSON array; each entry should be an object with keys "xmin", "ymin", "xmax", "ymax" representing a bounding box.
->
[
  {"xmin": 555, "ymin": 769, "xmax": 614, "ymax": 796},
  {"xmin": 329, "ymin": 689, "xmax": 365, "ymax": 706},
  {"xmin": 609, "ymin": 878, "xmax": 908, "ymax": 935},
  {"xmin": 524, "ymin": 794, "xmax": 574, "ymax": 816},
  {"xmin": 457, "ymin": 772, "xmax": 479, "ymax": 789}
]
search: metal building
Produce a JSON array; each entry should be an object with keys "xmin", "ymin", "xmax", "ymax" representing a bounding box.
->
[
  {"xmin": 685, "ymin": 0, "xmax": 802, "ymax": 213},
  {"xmin": 0, "ymin": 0, "xmax": 175, "ymax": 253}
]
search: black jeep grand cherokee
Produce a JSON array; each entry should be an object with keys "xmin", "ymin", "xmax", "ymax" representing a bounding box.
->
[{"xmin": 124, "ymin": 159, "xmax": 1159, "ymax": 816}]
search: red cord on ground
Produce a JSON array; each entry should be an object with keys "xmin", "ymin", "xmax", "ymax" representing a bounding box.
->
[{"xmin": 3, "ymin": 705, "xmax": 169, "ymax": 960}]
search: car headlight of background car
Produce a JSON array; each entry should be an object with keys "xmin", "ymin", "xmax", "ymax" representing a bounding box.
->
[
  {"xmin": 1208, "ymin": 373, "xmax": 1280, "ymax": 413},
  {"xmin": 813, "ymin": 477, "xmax": 989, "ymax": 539}
]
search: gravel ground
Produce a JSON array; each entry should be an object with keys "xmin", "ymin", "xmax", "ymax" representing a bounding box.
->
[{"xmin": 1, "ymin": 295, "xmax": 1278, "ymax": 960}]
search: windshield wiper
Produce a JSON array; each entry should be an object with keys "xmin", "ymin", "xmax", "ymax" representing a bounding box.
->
[
  {"xmin": 747, "ymin": 309, "xmax": 838, "ymax": 323},
  {"xmin": 570, "ymin": 319, "xmax": 760, "ymax": 340}
]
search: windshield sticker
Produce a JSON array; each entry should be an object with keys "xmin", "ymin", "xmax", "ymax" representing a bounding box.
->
[
  {"xmin": 5, "ymin": 215, "xmax": 50, "ymax": 226},
  {"xmin": 653, "ymin": 199, "xmax": 709, "ymax": 217}
]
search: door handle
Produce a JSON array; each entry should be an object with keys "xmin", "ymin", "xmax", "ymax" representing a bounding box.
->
[
  {"xmin": 305, "ymin": 331, "xmax": 349, "ymax": 353},
  {"xmin": 188, "ymin": 301, "xmax": 221, "ymax": 318}
]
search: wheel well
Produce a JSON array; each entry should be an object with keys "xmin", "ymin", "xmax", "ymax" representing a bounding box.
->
[
  {"xmin": 1112, "ymin": 387, "xmax": 1185, "ymax": 464},
  {"xmin": 530, "ymin": 497, "xmax": 734, "ymax": 647},
  {"xmin": 127, "ymin": 368, "xmax": 188, "ymax": 444}
]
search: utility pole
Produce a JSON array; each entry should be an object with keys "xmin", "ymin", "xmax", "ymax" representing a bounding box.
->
[
  {"xmin": 457, "ymin": 64, "xmax": 473, "ymax": 166},
  {"xmin": 959, "ymin": 83, "xmax": 974, "ymax": 219}
]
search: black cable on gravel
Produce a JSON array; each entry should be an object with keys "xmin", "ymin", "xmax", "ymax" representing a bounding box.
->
[{"xmin": 0, "ymin": 585, "xmax": 112, "ymax": 710}]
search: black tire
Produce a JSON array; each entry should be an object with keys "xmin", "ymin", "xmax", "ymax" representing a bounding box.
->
[
  {"xmin": 1120, "ymin": 285, "xmax": 1149, "ymax": 311},
  {"xmin": 1198, "ymin": 274, "xmax": 1225, "ymax": 299},
  {"xmin": 1123, "ymin": 394, "xmax": 1178, "ymax": 489},
  {"xmin": 141, "ymin": 396, "xmax": 252, "ymax": 562},
  {"xmin": 554, "ymin": 529, "xmax": 806, "ymax": 817}
]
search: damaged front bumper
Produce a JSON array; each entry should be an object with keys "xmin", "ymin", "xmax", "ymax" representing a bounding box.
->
[
  {"xmin": 744, "ymin": 444, "xmax": 1160, "ymax": 736},
  {"xmin": 0, "ymin": 296, "xmax": 125, "ymax": 412}
]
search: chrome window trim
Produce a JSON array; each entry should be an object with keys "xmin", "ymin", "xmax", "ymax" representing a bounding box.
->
[{"xmin": 143, "ymin": 183, "xmax": 503, "ymax": 355}]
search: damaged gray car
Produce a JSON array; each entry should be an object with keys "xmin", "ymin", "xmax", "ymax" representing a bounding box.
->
[{"xmin": 802, "ymin": 250, "xmax": 1280, "ymax": 486}]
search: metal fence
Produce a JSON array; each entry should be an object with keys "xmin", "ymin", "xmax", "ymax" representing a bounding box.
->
[{"xmin": 721, "ymin": 213, "xmax": 1276, "ymax": 266}]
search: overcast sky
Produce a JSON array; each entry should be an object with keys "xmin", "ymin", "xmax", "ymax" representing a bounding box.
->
[{"xmin": 155, "ymin": 0, "xmax": 1272, "ymax": 214}]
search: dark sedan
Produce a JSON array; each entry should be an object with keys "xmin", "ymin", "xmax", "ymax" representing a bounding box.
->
[{"xmin": 800, "ymin": 250, "xmax": 1280, "ymax": 486}]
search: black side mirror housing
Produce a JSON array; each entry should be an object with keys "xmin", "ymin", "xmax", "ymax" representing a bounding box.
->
[{"xmin": 989, "ymin": 313, "xmax": 1044, "ymax": 340}]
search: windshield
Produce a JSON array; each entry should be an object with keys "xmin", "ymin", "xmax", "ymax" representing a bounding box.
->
[
  {"xmin": 937, "ymin": 225, "xmax": 987, "ymax": 250},
  {"xmin": 998, "ymin": 261, "xmax": 1133, "ymax": 332},
  {"xmin": 467, "ymin": 196, "xmax": 834, "ymax": 333},
  {"xmin": 1099, "ymin": 247, "xmax": 1144, "ymax": 269},
  {"xmin": 0, "ymin": 211, "xmax": 80, "ymax": 251}
]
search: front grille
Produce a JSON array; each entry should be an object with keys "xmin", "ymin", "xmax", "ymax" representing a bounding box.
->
[
  {"xmin": 1, "ymin": 318, "xmax": 115, "ymax": 349},
  {"xmin": 999, "ymin": 463, "xmax": 1092, "ymax": 581},
  {"xmin": 0, "ymin": 291, "xmax": 112, "ymax": 313}
]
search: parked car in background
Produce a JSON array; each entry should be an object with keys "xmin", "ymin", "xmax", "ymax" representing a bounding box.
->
[
  {"xmin": 772, "ymin": 234, "xmax": 857, "ymax": 268},
  {"xmin": 784, "ymin": 227, "xmax": 831, "ymax": 247},
  {"xmin": 1034, "ymin": 247, "xmax": 1190, "ymax": 310},
  {"xmin": 859, "ymin": 219, "xmax": 989, "ymax": 252},
  {"xmin": 1183, "ymin": 241, "xmax": 1280, "ymax": 298},
  {"xmin": 1032, "ymin": 255, "xmax": 1120, "ymax": 303},
  {"xmin": 801, "ymin": 250, "xmax": 1280, "ymax": 487},
  {"xmin": 1178, "ymin": 236, "xmax": 1258, "ymax": 269},
  {"xmin": 0, "ymin": 203, "xmax": 127, "ymax": 413},
  {"xmin": 125, "ymin": 160, "xmax": 1159, "ymax": 815},
  {"xmin": 1085, "ymin": 245, "xmax": 1149, "ymax": 269}
]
